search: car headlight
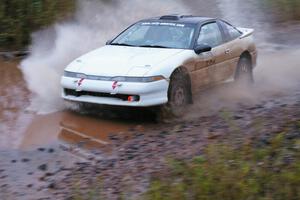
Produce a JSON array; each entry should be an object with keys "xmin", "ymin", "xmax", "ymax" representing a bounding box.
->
[
  {"xmin": 111, "ymin": 76, "xmax": 166, "ymax": 82},
  {"xmin": 64, "ymin": 71, "xmax": 166, "ymax": 83},
  {"xmin": 64, "ymin": 71, "xmax": 77, "ymax": 78}
]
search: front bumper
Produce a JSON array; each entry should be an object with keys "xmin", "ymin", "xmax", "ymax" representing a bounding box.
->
[{"xmin": 61, "ymin": 76, "xmax": 169, "ymax": 107}]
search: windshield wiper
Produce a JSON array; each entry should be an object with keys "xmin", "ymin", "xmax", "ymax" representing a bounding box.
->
[
  {"xmin": 110, "ymin": 43, "xmax": 136, "ymax": 47},
  {"xmin": 138, "ymin": 45, "xmax": 168, "ymax": 48}
]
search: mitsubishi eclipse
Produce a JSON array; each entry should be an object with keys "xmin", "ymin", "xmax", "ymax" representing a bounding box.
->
[{"xmin": 61, "ymin": 15, "xmax": 257, "ymax": 116}]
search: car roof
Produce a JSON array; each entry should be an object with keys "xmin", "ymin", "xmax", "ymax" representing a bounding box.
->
[{"xmin": 139, "ymin": 15, "xmax": 216, "ymax": 25}]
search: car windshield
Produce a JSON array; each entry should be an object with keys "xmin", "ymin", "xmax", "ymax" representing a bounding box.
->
[{"xmin": 111, "ymin": 22, "xmax": 196, "ymax": 49}]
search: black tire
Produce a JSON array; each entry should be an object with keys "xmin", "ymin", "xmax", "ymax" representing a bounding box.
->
[
  {"xmin": 235, "ymin": 56, "xmax": 254, "ymax": 86},
  {"xmin": 160, "ymin": 69, "xmax": 191, "ymax": 118}
]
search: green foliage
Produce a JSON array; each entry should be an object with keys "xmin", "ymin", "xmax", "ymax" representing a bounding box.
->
[
  {"xmin": 145, "ymin": 129, "xmax": 300, "ymax": 200},
  {"xmin": 0, "ymin": 0, "xmax": 76, "ymax": 50}
]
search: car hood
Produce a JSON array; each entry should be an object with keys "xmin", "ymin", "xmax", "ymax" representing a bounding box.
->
[{"xmin": 65, "ymin": 45, "xmax": 184, "ymax": 77}]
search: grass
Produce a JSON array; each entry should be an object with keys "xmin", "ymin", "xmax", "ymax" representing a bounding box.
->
[{"xmin": 145, "ymin": 122, "xmax": 300, "ymax": 200}]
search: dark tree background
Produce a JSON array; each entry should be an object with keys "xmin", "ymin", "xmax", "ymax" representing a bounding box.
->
[
  {"xmin": 0, "ymin": 0, "xmax": 299, "ymax": 51},
  {"xmin": 0, "ymin": 0, "xmax": 75, "ymax": 51}
]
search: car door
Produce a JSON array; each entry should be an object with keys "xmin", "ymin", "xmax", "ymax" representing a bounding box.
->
[
  {"xmin": 217, "ymin": 20, "xmax": 243, "ymax": 80},
  {"xmin": 196, "ymin": 22, "xmax": 227, "ymax": 84},
  {"xmin": 187, "ymin": 49, "xmax": 213, "ymax": 92},
  {"xmin": 187, "ymin": 23, "xmax": 217, "ymax": 92}
]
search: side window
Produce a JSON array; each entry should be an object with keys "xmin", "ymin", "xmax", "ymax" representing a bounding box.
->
[
  {"xmin": 221, "ymin": 21, "xmax": 242, "ymax": 41},
  {"xmin": 197, "ymin": 22, "xmax": 223, "ymax": 47}
]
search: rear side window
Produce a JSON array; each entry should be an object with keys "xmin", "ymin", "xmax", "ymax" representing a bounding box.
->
[
  {"xmin": 220, "ymin": 21, "xmax": 242, "ymax": 41},
  {"xmin": 197, "ymin": 22, "xmax": 223, "ymax": 47}
]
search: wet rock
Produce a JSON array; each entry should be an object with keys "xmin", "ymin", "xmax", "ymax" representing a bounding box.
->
[
  {"xmin": 48, "ymin": 182, "xmax": 56, "ymax": 189},
  {"xmin": 285, "ymin": 132, "xmax": 300, "ymax": 140},
  {"xmin": 48, "ymin": 148, "xmax": 55, "ymax": 153},
  {"xmin": 75, "ymin": 161, "xmax": 90, "ymax": 166},
  {"xmin": 22, "ymin": 158, "xmax": 30, "ymax": 162},
  {"xmin": 133, "ymin": 133, "xmax": 145, "ymax": 138},
  {"xmin": 87, "ymin": 156, "xmax": 94, "ymax": 161},
  {"xmin": 0, "ymin": 174, "xmax": 7, "ymax": 179},
  {"xmin": 126, "ymin": 154, "xmax": 135, "ymax": 160},
  {"xmin": 233, "ymin": 115, "xmax": 243, "ymax": 120},
  {"xmin": 159, "ymin": 130, "xmax": 169, "ymax": 137},
  {"xmin": 27, "ymin": 184, "xmax": 33, "ymax": 188},
  {"xmin": 258, "ymin": 134, "xmax": 272, "ymax": 146},
  {"xmin": 38, "ymin": 164, "xmax": 48, "ymax": 171},
  {"xmin": 128, "ymin": 144, "xmax": 140, "ymax": 151},
  {"xmin": 45, "ymin": 172, "xmax": 54, "ymax": 177},
  {"xmin": 59, "ymin": 166, "xmax": 73, "ymax": 171},
  {"xmin": 283, "ymin": 154, "xmax": 294, "ymax": 165},
  {"xmin": 38, "ymin": 147, "xmax": 46, "ymax": 152},
  {"xmin": 247, "ymin": 105, "xmax": 264, "ymax": 111},
  {"xmin": 207, "ymin": 133, "xmax": 221, "ymax": 140},
  {"xmin": 108, "ymin": 134, "xmax": 119, "ymax": 141}
]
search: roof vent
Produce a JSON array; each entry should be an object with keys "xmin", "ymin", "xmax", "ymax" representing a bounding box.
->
[
  {"xmin": 159, "ymin": 15, "xmax": 181, "ymax": 20},
  {"xmin": 181, "ymin": 15, "xmax": 193, "ymax": 18}
]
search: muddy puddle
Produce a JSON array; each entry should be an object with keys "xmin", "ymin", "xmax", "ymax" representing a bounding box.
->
[{"xmin": 20, "ymin": 110, "xmax": 152, "ymax": 150}]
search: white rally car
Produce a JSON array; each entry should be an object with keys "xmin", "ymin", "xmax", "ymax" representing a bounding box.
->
[{"xmin": 61, "ymin": 15, "xmax": 257, "ymax": 116}]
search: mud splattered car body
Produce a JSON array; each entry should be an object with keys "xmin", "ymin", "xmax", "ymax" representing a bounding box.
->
[{"xmin": 61, "ymin": 15, "xmax": 257, "ymax": 115}]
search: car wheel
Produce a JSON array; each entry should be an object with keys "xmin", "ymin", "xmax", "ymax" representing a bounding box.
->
[
  {"xmin": 160, "ymin": 69, "xmax": 190, "ymax": 118},
  {"xmin": 235, "ymin": 56, "xmax": 254, "ymax": 85}
]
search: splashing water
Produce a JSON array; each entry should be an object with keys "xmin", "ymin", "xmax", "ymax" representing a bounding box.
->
[{"xmin": 20, "ymin": 0, "xmax": 190, "ymax": 114}]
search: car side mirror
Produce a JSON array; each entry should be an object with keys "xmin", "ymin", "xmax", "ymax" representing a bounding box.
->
[
  {"xmin": 106, "ymin": 40, "xmax": 112, "ymax": 45},
  {"xmin": 194, "ymin": 44, "xmax": 212, "ymax": 54}
]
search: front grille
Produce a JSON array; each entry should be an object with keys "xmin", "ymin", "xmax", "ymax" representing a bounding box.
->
[{"xmin": 64, "ymin": 89, "xmax": 140, "ymax": 101}]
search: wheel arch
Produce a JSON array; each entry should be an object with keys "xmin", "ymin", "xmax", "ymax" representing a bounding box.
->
[
  {"xmin": 234, "ymin": 50, "xmax": 254, "ymax": 81},
  {"xmin": 240, "ymin": 51, "xmax": 252, "ymax": 66},
  {"xmin": 168, "ymin": 66, "xmax": 193, "ymax": 104}
]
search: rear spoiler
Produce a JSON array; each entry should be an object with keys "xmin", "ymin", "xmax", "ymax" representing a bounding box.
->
[{"xmin": 237, "ymin": 28, "xmax": 254, "ymax": 39}]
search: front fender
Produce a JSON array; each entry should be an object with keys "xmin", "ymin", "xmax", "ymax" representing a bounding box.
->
[{"xmin": 145, "ymin": 50, "xmax": 196, "ymax": 79}]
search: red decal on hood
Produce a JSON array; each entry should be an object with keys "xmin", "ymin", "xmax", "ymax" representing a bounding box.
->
[
  {"xmin": 78, "ymin": 78, "xmax": 84, "ymax": 87},
  {"xmin": 112, "ymin": 81, "xmax": 118, "ymax": 90}
]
